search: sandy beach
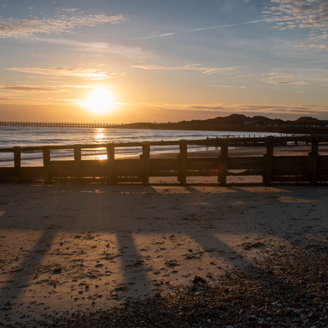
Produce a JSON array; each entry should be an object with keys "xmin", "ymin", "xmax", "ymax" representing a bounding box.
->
[{"xmin": 0, "ymin": 146, "xmax": 328, "ymax": 326}]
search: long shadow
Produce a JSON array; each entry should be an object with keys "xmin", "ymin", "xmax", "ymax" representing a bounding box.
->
[
  {"xmin": 116, "ymin": 230, "xmax": 152, "ymax": 298},
  {"xmin": 0, "ymin": 228, "xmax": 58, "ymax": 302},
  {"xmin": 0, "ymin": 183, "xmax": 327, "ymax": 316}
]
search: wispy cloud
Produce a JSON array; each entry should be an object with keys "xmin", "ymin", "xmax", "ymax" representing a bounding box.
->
[
  {"xmin": 7, "ymin": 67, "xmax": 111, "ymax": 80},
  {"xmin": 211, "ymin": 85, "xmax": 233, "ymax": 88},
  {"xmin": 262, "ymin": 71, "xmax": 310, "ymax": 86},
  {"xmin": 120, "ymin": 102, "xmax": 328, "ymax": 117},
  {"xmin": 310, "ymin": 43, "xmax": 328, "ymax": 49},
  {"xmin": 240, "ymin": 86, "xmax": 251, "ymax": 88},
  {"xmin": 26, "ymin": 37, "xmax": 146, "ymax": 59},
  {"xmin": 132, "ymin": 19, "xmax": 267, "ymax": 40},
  {"xmin": 262, "ymin": 71, "xmax": 297, "ymax": 79},
  {"xmin": 131, "ymin": 65, "xmax": 238, "ymax": 75},
  {"xmin": 0, "ymin": 83, "xmax": 58, "ymax": 92},
  {"xmin": 59, "ymin": 84, "xmax": 96, "ymax": 89},
  {"xmin": 0, "ymin": 12, "xmax": 126, "ymax": 38},
  {"xmin": 263, "ymin": 0, "xmax": 328, "ymax": 48},
  {"xmin": 0, "ymin": 94, "xmax": 72, "ymax": 105},
  {"xmin": 0, "ymin": 83, "xmax": 96, "ymax": 92},
  {"xmin": 268, "ymin": 81, "xmax": 311, "ymax": 85}
]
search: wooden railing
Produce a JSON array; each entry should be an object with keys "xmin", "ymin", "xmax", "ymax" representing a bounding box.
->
[{"xmin": 0, "ymin": 135, "xmax": 327, "ymax": 186}]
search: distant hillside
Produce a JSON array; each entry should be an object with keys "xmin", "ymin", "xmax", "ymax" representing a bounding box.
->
[{"xmin": 123, "ymin": 114, "xmax": 328, "ymax": 134}]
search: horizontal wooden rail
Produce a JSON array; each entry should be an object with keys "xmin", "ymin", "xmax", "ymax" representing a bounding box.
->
[{"xmin": 0, "ymin": 136, "xmax": 327, "ymax": 186}]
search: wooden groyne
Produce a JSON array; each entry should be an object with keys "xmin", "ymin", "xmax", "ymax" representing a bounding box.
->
[{"xmin": 0, "ymin": 136, "xmax": 327, "ymax": 186}]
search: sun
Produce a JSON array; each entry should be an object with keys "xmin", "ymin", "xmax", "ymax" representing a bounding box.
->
[{"xmin": 86, "ymin": 88, "xmax": 116, "ymax": 114}]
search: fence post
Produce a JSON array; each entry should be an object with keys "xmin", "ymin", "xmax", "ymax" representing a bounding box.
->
[
  {"xmin": 218, "ymin": 143, "xmax": 228, "ymax": 186},
  {"xmin": 178, "ymin": 140, "xmax": 187, "ymax": 186},
  {"xmin": 74, "ymin": 145, "xmax": 82, "ymax": 184},
  {"xmin": 308, "ymin": 139, "xmax": 318, "ymax": 185},
  {"xmin": 107, "ymin": 144, "xmax": 116, "ymax": 185},
  {"xmin": 263, "ymin": 141, "xmax": 274, "ymax": 186},
  {"xmin": 140, "ymin": 142, "xmax": 150, "ymax": 185},
  {"xmin": 43, "ymin": 146, "xmax": 51, "ymax": 184},
  {"xmin": 14, "ymin": 147, "xmax": 21, "ymax": 183}
]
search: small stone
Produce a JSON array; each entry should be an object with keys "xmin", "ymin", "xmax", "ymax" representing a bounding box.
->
[{"xmin": 192, "ymin": 276, "xmax": 206, "ymax": 284}]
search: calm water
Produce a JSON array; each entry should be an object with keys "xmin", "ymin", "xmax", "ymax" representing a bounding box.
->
[{"xmin": 0, "ymin": 126, "xmax": 282, "ymax": 166}]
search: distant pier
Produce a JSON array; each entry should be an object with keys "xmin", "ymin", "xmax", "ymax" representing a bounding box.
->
[{"xmin": 0, "ymin": 121, "xmax": 118, "ymax": 128}]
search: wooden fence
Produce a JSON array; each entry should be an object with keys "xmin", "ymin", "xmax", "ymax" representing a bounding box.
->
[{"xmin": 0, "ymin": 136, "xmax": 327, "ymax": 186}]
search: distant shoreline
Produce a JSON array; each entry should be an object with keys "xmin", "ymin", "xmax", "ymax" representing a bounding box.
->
[{"xmin": 1, "ymin": 117, "xmax": 328, "ymax": 135}]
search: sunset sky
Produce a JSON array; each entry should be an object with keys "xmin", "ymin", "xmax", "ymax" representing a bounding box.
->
[{"xmin": 0, "ymin": 0, "xmax": 327, "ymax": 123}]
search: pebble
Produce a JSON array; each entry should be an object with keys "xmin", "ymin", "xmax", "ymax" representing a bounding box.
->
[{"xmin": 3, "ymin": 247, "xmax": 328, "ymax": 327}]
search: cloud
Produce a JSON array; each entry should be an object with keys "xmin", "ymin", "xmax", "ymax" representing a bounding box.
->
[
  {"xmin": 211, "ymin": 85, "xmax": 233, "ymax": 88},
  {"xmin": 0, "ymin": 83, "xmax": 95, "ymax": 92},
  {"xmin": 59, "ymin": 84, "xmax": 96, "ymax": 89},
  {"xmin": 268, "ymin": 81, "xmax": 311, "ymax": 85},
  {"xmin": 262, "ymin": 71, "xmax": 297, "ymax": 79},
  {"xmin": 310, "ymin": 43, "xmax": 328, "ymax": 49},
  {"xmin": 26, "ymin": 37, "xmax": 146, "ymax": 59},
  {"xmin": 262, "ymin": 71, "xmax": 310, "ymax": 85},
  {"xmin": 240, "ymin": 86, "xmax": 251, "ymax": 88},
  {"xmin": 7, "ymin": 67, "xmax": 111, "ymax": 80},
  {"xmin": 119, "ymin": 102, "xmax": 328, "ymax": 117},
  {"xmin": 263, "ymin": 0, "xmax": 328, "ymax": 42},
  {"xmin": 0, "ymin": 95, "xmax": 71, "ymax": 105},
  {"xmin": 0, "ymin": 12, "xmax": 126, "ymax": 38},
  {"xmin": 131, "ymin": 65, "xmax": 238, "ymax": 75},
  {"xmin": 0, "ymin": 84, "xmax": 57, "ymax": 92}
]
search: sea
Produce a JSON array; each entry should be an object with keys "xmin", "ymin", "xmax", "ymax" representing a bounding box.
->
[{"xmin": 0, "ymin": 126, "xmax": 283, "ymax": 167}]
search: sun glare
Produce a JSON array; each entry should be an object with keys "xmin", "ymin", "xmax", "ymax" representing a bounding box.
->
[{"xmin": 86, "ymin": 88, "xmax": 116, "ymax": 114}]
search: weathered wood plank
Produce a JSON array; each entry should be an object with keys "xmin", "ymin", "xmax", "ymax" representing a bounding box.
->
[
  {"xmin": 273, "ymin": 176, "xmax": 309, "ymax": 182},
  {"xmin": 273, "ymin": 156, "xmax": 308, "ymax": 175},
  {"xmin": 0, "ymin": 167, "xmax": 15, "ymax": 178},
  {"xmin": 74, "ymin": 145, "xmax": 82, "ymax": 183},
  {"xmin": 49, "ymin": 161, "xmax": 75, "ymax": 177},
  {"xmin": 318, "ymin": 156, "xmax": 328, "ymax": 174},
  {"xmin": 228, "ymin": 157, "xmax": 263, "ymax": 170},
  {"xmin": 43, "ymin": 146, "xmax": 51, "ymax": 184},
  {"xmin": 80, "ymin": 160, "xmax": 107, "ymax": 177},
  {"xmin": 150, "ymin": 158, "xmax": 178, "ymax": 172},
  {"xmin": 20, "ymin": 167, "xmax": 44, "ymax": 179},
  {"xmin": 187, "ymin": 158, "xmax": 219, "ymax": 171},
  {"xmin": 178, "ymin": 140, "xmax": 187, "ymax": 186},
  {"xmin": 14, "ymin": 147, "xmax": 21, "ymax": 183},
  {"xmin": 218, "ymin": 143, "xmax": 228, "ymax": 186},
  {"xmin": 141, "ymin": 142, "xmax": 150, "ymax": 185},
  {"xmin": 308, "ymin": 140, "xmax": 319, "ymax": 185},
  {"xmin": 107, "ymin": 144, "xmax": 116, "ymax": 185},
  {"xmin": 115, "ymin": 159, "xmax": 141, "ymax": 176},
  {"xmin": 227, "ymin": 169, "xmax": 263, "ymax": 176},
  {"xmin": 263, "ymin": 142, "xmax": 274, "ymax": 186}
]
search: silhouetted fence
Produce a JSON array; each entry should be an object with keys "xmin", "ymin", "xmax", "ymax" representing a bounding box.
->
[{"xmin": 0, "ymin": 136, "xmax": 327, "ymax": 186}]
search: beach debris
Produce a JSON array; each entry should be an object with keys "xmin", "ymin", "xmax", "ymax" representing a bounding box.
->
[
  {"xmin": 53, "ymin": 268, "xmax": 62, "ymax": 274},
  {"xmin": 192, "ymin": 275, "xmax": 206, "ymax": 284},
  {"xmin": 241, "ymin": 241, "xmax": 265, "ymax": 250},
  {"xmin": 164, "ymin": 259, "xmax": 180, "ymax": 267}
]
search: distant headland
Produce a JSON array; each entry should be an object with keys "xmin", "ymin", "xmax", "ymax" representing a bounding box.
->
[{"xmin": 1, "ymin": 114, "xmax": 328, "ymax": 134}]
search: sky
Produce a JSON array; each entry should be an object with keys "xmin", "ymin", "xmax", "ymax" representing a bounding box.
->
[{"xmin": 0, "ymin": 0, "xmax": 327, "ymax": 123}]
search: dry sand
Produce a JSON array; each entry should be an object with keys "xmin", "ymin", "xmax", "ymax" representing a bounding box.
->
[{"xmin": 0, "ymin": 146, "xmax": 328, "ymax": 326}]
